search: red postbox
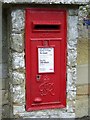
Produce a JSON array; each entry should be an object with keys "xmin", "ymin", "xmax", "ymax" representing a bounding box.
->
[{"xmin": 25, "ymin": 8, "xmax": 67, "ymax": 111}]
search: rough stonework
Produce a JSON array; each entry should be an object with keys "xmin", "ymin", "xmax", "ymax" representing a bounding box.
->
[
  {"xmin": 10, "ymin": 34, "xmax": 24, "ymax": 52},
  {"xmin": 7, "ymin": 8, "xmax": 78, "ymax": 118},
  {"xmin": 2, "ymin": 0, "xmax": 89, "ymax": 4}
]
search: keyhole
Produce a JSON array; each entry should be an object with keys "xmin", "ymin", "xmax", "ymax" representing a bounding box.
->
[{"xmin": 36, "ymin": 75, "xmax": 41, "ymax": 81}]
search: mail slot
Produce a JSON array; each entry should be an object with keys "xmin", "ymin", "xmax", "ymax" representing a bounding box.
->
[
  {"xmin": 25, "ymin": 8, "xmax": 67, "ymax": 111},
  {"xmin": 32, "ymin": 22, "xmax": 61, "ymax": 32}
]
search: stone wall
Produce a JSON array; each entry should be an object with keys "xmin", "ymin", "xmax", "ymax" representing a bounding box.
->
[
  {"xmin": 2, "ymin": 0, "xmax": 89, "ymax": 4},
  {"xmin": 1, "ymin": 8, "xmax": 10, "ymax": 118},
  {"xmin": 77, "ymin": 4, "xmax": 89, "ymax": 65},
  {"xmin": 3, "ymin": 8, "xmax": 78, "ymax": 118},
  {"xmin": 75, "ymin": 4, "xmax": 89, "ymax": 118},
  {"xmin": 0, "ymin": 2, "xmax": 2, "ymax": 120}
]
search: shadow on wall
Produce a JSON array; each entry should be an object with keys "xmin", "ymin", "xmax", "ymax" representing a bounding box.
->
[{"xmin": 2, "ymin": 8, "xmax": 10, "ymax": 118}]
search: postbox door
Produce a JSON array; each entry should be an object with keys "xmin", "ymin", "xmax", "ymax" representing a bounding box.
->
[{"xmin": 25, "ymin": 9, "xmax": 67, "ymax": 111}]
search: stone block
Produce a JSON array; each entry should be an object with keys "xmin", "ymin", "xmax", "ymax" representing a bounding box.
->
[
  {"xmin": 68, "ymin": 9, "xmax": 78, "ymax": 16},
  {"xmin": 12, "ymin": 52, "xmax": 25, "ymax": 69},
  {"xmin": 13, "ymin": 105, "xmax": 25, "ymax": 115},
  {"xmin": 77, "ymin": 84, "xmax": 89, "ymax": 95},
  {"xmin": 10, "ymin": 33, "xmax": 24, "ymax": 52},
  {"xmin": 68, "ymin": 16, "xmax": 78, "ymax": 41},
  {"xmin": 67, "ymin": 67, "xmax": 77, "ymax": 91},
  {"xmin": 77, "ymin": 64, "xmax": 88, "ymax": 85},
  {"xmin": 0, "ymin": 79, "xmax": 2, "ymax": 90},
  {"xmin": 0, "ymin": 63, "xmax": 8, "ymax": 79},
  {"xmin": 0, "ymin": 108, "xmax": 2, "ymax": 120},
  {"xmin": 67, "ymin": 49, "xmax": 77, "ymax": 66},
  {"xmin": 2, "ymin": 90, "xmax": 8, "ymax": 105},
  {"xmin": 11, "ymin": 71, "xmax": 25, "ymax": 85},
  {"xmin": 2, "ymin": 30, "xmax": 8, "ymax": 63},
  {"xmin": 31, "ymin": 111, "xmax": 49, "ymax": 118},
  {"xmin": 11, "ymin": 10, "xmax": 25, "ymax": 32},
  {"xmin": 1, "ymin": 78, "xmax": 9, "ymax": 90},
  {"xmin": 0, "ymin": 64, "xmax": 2, "ymax": 79},
  {"xmin": 67, "ymin": 100, "xmax": 75, "ymax": 113},
  {"xmin": 67, "ymin": 90, "xmax": 76, "ymax": 101},
  {"xmin": 3, "ymin": 0, "xmax": 89, "ymax": 4},
  {"xmin": 0, "ymin": 2, "xmax": 2, "ymax": 65},
  {"xmin": 77, "ymin": 38, "xmax": 88, "ymax": 65},
  {"xmin": 0, "ymin": 44, "xmax": 2, "ymax": 64},
  {"xmin": 0, "ymin": 90, "xmax": 2, "ymax": 106},
  {"xmin": 60, "ymin": 112, "xmax": 75, "ymax": 118},
  {"xmin": 75, "ymin": 95, "xmax": 88, "ymax": 118},
  {"xmin": 68, "ymin": 40, "xmax": 77, "ymax": 50},
  {"xmin": 2, "ymin": 104, "xmax": 10, "ymax": 118},
  {"xmin": 2, "ymin": 79, "xmax": 5, "ymax": 90},
  {"xmin": 13, "ymin": 85, "xmax": 25, "ymax": 104},
  {"xmin": 2, "ymin": 46, "xmax": 8, "ymax": 63}
]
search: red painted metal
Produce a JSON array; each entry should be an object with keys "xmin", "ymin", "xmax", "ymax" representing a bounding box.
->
[{"xmin": 25, "ymin": 8, "xmax": 67, "ymax": 111}]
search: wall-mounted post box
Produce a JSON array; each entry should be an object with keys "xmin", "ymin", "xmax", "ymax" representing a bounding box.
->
[{"xmin": 25, "ymin": 8, "xmax": 67, "ymax": 111}]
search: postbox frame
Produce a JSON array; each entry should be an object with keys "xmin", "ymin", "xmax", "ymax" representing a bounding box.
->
[{"xmin": 25, "ymin": 8, "xmax": 67, "ymax": 111}]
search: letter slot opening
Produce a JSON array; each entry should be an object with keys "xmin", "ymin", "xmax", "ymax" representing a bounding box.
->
[
  {"xmin": 32, "ymin": 22, "xmax": 61, "ymax": 32},
  {"xmin": 34, "ymin": 24, "xmax": 60, "ymax": 30}
]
